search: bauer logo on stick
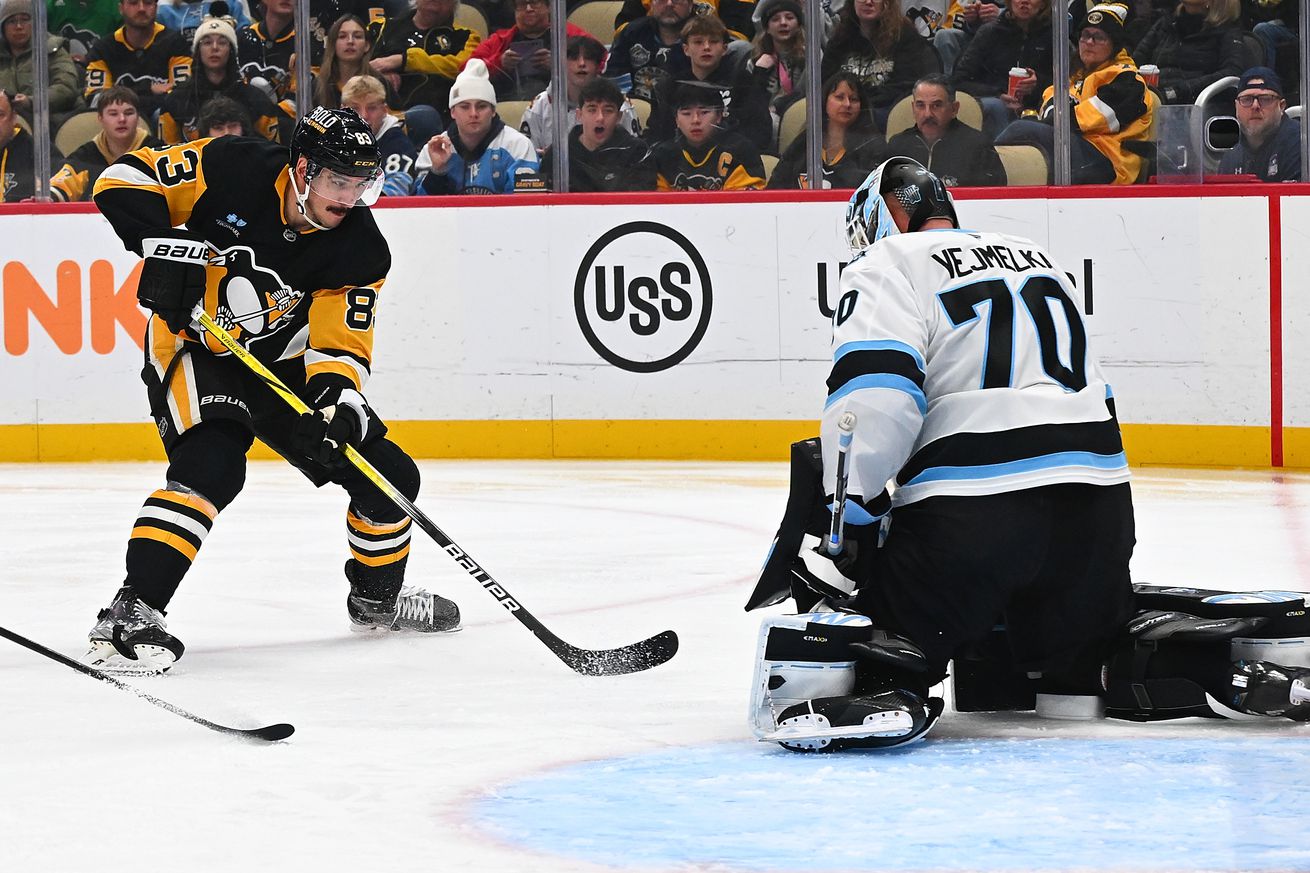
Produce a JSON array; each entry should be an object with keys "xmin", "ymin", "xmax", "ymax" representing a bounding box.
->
[{"xmin": 574, "ymin": 221, "xmax": 713, "ymax": 373}]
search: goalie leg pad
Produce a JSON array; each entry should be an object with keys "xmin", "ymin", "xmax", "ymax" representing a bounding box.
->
[{"xmin": 749, "ymin": 612, "xmax": 872, "ymax": 738}]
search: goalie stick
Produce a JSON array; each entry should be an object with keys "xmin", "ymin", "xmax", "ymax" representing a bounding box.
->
[
  {"xmin": 0, "ymin": 625, "xmax": 294, "ymax": 742},
  {"xmin": 827, "ymin": 411, "xmax": 858, "ymax": 557},
  {"xmin": 192, "ymin": 307, "xmax": 678, "ymax": 676}
]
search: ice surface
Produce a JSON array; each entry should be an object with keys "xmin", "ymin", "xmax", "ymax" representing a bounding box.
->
[{"xmin": 1, "ymin": 461, "xmax": 1307, "ymax": 872}]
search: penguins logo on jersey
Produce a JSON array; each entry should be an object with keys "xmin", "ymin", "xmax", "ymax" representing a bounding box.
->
[{"xmin": 204, "ymin": 246, "xmax": 303, "ymax": 345}]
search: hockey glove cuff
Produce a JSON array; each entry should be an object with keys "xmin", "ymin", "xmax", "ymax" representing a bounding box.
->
[
  {"xmin": 292, "ymin": 384, "xmax": 370, "ymax": 467},
  {"xmin": 138, "ymin": 231, "xmax": 211, "ymax": 335}
]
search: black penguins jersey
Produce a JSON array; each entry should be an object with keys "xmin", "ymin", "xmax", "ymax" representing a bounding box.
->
[
  {"xmin": 651, "ymin": 131, "xmax": 766, "ymax": 191},
  {"xmin": 93, "ymin": 135, "xmax": 391, "ymax": 392}
]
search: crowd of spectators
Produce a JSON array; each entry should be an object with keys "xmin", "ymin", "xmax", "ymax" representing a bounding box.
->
[{"xmin": 0, "ymin": 0, "xmax": 1302, "ymax": 200}]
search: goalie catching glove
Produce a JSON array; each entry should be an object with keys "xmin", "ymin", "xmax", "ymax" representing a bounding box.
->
[
  {"xmin": 137, "ymin": 231, "xmax": 211, "ymax": 334},
  {"xmin": 292, "ymin": 382, "xmax": 372, "ymax": 467}
]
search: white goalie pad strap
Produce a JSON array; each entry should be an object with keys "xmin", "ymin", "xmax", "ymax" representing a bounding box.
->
[
  {"xmin": 141, "ymin": 237, "xmax": 210, "ymax": 265},
  {"xmin": 1231, "ymin": 637, "xmax": 1310, "ymax": 669},
  {"xmin": 748, "ymin": 612, "xmax": 871, "ymax": 738}
]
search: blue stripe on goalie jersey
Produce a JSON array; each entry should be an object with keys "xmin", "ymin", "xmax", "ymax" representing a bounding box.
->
[
  {"xmin": 826, "ymin": 497, "xmax": 880, "ymax": 526},
  {"xmin": 824, "ymin": 373, "xmax": 928, "ymax": 415},
  {"xmin": 834, "ymin": 339, "xmax": 926, "ymax": 372},
  {"xmin": 901, "ymin": 450, "xmax": 1129, "ymax": 487}
]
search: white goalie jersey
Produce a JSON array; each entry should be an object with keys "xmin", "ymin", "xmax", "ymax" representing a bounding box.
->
[{"xmin": 822, "ymin": 228, "xmax": 1131, "ymax": 508}]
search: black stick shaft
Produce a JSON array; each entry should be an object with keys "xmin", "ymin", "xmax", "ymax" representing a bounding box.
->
[
  {"xmin": 0, "ymin": 625, "xmax": 293, "ymax": 741},
  {"xmin": 192, "ymin": 309, "xmax": 676, "ymax": 675}
]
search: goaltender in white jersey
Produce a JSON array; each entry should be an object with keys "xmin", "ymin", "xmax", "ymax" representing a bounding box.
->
[
  {"xmin": 749, "ymin": 158, "xmax": 1310, "ymax": 754},
  {"xmin": 823, "ymin": 178, "xmax": 1129, "ymax": 509}
]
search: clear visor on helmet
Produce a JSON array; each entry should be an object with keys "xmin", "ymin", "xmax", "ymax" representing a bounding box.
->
[{"xmin": 307, "ymin": 165, "xmax": 385, "ymax": 207}]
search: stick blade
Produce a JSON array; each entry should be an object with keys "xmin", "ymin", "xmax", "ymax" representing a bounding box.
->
[
  {"xmin": 561, "ymin": 630, "xmax": 679, "ymax": 676},
  {"xmin": 231, "ymin": 722, "xmax": 296, "ymax": 742}
]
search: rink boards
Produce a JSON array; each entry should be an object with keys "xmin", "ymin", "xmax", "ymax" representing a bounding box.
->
[{"xmin": 0, "ymin": 185, "xmax": 1306, "ymax": 466}]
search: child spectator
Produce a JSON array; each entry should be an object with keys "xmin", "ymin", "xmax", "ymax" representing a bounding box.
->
[
  {"xmin": 51, "ymin": 86, "xmax": 162, "ymax": 201},
  {"xmin": 646, "ymin": 14, "xmax": 768, "ymax": 148},
  {"xmin": 341, "ymin": 73, "xmax": 422, "ymax": 196},
  {"xmin": 521, "ymin": 34, "xmax": 640, "ymax": 151},
  {"xmin": 158, "ymin": 16, "xmax": 285, "ymax": 142},
  {"xmin": 1133, "ymin": 0, "xmax": 1245, "ymax": 104},
  {"xmin": 605, "ymin": 0, "xmax": 694, "ymax": 101},
  {"xmin": 996, "ymin": 2, "xmax": 1152, "ymax": 183},
  {"xmin": 821, "ymin": 0, "xmax": 942, "ymax": 130},
  {"xmin": 540, "ymin": 75, "xmax": 656, "ymax": 191},
  {"xmin": 412, "ymin": 58, "xmax": 540, "ymax": 194},
  {"xmin": 883, "ymin": 74, "xmax": 1006, "ymax": 185},
  {"xmin": 85, "ymin": 0, "xmax": 193, "ymax": 116},
  {"xmin": 768, "ymin": 71, "xmax": 886, "ymax": 188},
  {"xmin": 651, "ymin": 80, "xmax": 766, "ymax": 189},
  {"xmin": 470, "ymin": 0, "xmax": 595, "ymax": 102},
  {"xmin": 196, "ymin": 92, "xmax": 250, "ymax": 135},
  {"xmin": 742, "ymin": 0, "xmax": 807, "ymax": 133}
]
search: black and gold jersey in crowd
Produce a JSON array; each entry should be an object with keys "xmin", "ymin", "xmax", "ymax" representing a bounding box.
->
[
  {"xmin": 369, "ymin": 12, "xmax": 480, "ymax": 109},
  {"xmin": 85, "ymin": 24, "xmax": 192, "ymax": 104},
  {"xmin": 51, "ymin": 129, "xmax": 163, "ymax": 202},
  {"xmin": 651, "ymin": 131, "xmax": 766, "ymax": 191},
  {"xmin": 158, "ymin": 80, "xmax": 287, "ymax": 144},
  {"xmin": 236, "ymin": 19, "xmax": 310, "ymax": 107},
  {"xmin": 93, "ymin": 136, "xmax": 392, "ymax": 393},
  {"xmin": 1, "ymin": 127, "xmax": 32, "ymax": 202}
]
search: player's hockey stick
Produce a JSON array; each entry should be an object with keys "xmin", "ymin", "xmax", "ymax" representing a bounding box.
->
[
  {"xmin": 0, "ymin": 625, "xmax": 294, "ymax": 742},
  {"xmin": 192, "ymin": 308, "xmax": 678, "ymax": 676},
  {"xmin": 827, "ymin": 412, "xmax": 858, "ymax": 556}
]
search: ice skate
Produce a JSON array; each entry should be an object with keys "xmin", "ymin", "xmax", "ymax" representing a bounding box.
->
[
  {"xmin": 345, "ymin": 561, "xmax": 460, "ymax": 633},
  {"xmin": 1228, "ymin": 661, "xmax": 1310, "ymax": 721},
  {"xmin": 85, "ymin": 586, "xmax": 185, "ymax": 675}
]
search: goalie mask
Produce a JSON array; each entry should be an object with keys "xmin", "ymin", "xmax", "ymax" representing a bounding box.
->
[
  {"xmin": 845, "ymin": 157, "xmax": 958, "ymax": 252},
  {"xmin": 289, "ymin": 107, "xmax": 384, "ymax": 223}
]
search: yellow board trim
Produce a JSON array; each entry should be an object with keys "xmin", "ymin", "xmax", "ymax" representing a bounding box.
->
[{"xmin": 0, "ymin": 421, "xmax": 1305, "ymax": 467}]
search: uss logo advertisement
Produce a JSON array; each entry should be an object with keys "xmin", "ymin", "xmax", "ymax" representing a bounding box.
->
[{"xmin": 573, "ymin": 221, "xmax": 712, "ymax": 374}]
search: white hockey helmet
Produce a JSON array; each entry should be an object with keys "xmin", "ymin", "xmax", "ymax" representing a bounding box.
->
[{"xmin": 845, "ymin": 157, "xmax": 958, "ymax": 252}]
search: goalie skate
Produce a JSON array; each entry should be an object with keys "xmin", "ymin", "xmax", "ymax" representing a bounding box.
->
[{"xmin": 84, "ymin": 586, "xmax": 184, "ymax": 675}]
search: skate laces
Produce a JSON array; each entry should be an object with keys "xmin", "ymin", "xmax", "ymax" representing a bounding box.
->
[{"xmin": 396, "ymin": 586, "xmax": 434, "ymax": 623}]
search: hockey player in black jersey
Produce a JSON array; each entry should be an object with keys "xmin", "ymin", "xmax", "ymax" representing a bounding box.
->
[
  {"xmin": 86, "ymin": 107, "xmax": 461, "ymax": 675},
  {"xmin": 747, "ymin": 158, "xmax": 1310, "ymax": 750}
]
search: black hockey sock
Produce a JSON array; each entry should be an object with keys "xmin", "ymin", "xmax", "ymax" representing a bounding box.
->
[{"xmin": 124, "ymin": 487, "xmax": 218, "ymax": 611}]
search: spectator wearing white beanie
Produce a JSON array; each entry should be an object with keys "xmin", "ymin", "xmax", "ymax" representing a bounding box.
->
[{"xmin": 449, "ymin": 58, "xmax": 498, "ymax": 109}]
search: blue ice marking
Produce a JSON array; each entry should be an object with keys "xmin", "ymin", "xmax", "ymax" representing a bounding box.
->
[{"xmin": 472, "ymin": 737, "xmax": 1310, "ymax": 872}]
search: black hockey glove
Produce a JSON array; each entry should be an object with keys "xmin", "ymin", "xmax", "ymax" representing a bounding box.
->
[
  {"xmin": 292, "ymin": 383, "xmax": 369, "ymax": 468},
  {"xmin": 137, "ymin": 231, "xmax": 211, "ymax": 334}
]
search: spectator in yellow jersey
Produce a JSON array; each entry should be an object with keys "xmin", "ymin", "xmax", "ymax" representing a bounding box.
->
[
  {"xmin": 369, "ymin": 0, "xmax": 481, "ymax": 119},
  {"xmin": 651, "ymin": 80, "xmax": 765, "ymax": 190},
  {"xmin": 51, "ymin": 86, "xmax": 163, "ymax": 201},
  {"xmin": 996, "ymin": 2, "xmax": 1152, "ymax": 183}
]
